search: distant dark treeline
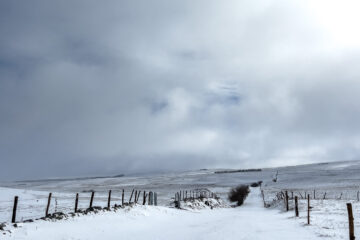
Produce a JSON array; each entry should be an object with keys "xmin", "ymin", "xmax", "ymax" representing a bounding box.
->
[
  {"xmin": 215, "ymin": 169, "xmax": 262, "ymax": 174},
  {"xmin": 16, "ymin": 174, "xmax": 125, "ymax": 183}
]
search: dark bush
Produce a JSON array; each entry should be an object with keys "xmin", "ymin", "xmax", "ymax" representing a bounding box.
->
[
  {"xmin": 228, "ymin": 185, "xmax": 250, "ymax": 206},
  {"xmin": 250, "ymin": 181, "xmax": 263, "ymax": 187}
]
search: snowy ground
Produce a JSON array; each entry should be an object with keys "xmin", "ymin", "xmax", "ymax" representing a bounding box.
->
[
  {"xmin": 1, "ymin": 160, "xmax": 360, "ymax": 239},
  {"xmin": 279, "ymin": 197, "xmax": 360, "ymax": 239},
  {"xmin": 2, "ymin": 188, "xmax": 320, "ymax": 240}
]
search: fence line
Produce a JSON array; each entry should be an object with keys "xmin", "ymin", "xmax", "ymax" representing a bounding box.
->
[
  {"xmin": 173, "ymin": 189, "xmax": 218, "ymax": 209},
  {"xmin": 264, "ymin": 189, "xmax": 357, "ymax": 240},
  {"xmin": 5, "ymin": 189, "xmax": 158, "ymax": 224}
]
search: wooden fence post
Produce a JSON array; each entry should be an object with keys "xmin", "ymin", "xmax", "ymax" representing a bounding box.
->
[
  {"xmin": 89, "ymin": 191, "xmax": 95, "ymax": 208},
  {"xmin": 175, "ymin": 192, "xmax": 181, "ymax": 208},
  {"xmin": 149, "ymin": 191, "xmax": 153, "ymax": 205},
  {"xmin": 107, "ymin": 190, "xmax": 112, "ymax": 209},
  {"xmin": 285, "ymin": 191, "xmax": 289, "ymax": 211},
  {"xmin": 154, "ymin": 192, "xmax": 157, "ymax": 206},
  {"xmin": 137, "ymin": 191, "xmax": 141, "ymax": 204},
  {"xmin": 307, "ymin": 194, "xmax": 310, "ymax": 224},
  {"xmin": 261, "ymin": 189, "xmax": 266, "ymax": 207},
  {"xmin": 75, "ymin": 193, "xmax": 79, "ymax": 213},
  {"xmin": 129, "ymin": 189, "xmax": 134, "ymax": 203},
  {"xmin": 347, "ymin": 203, "xmax": 355, "ymax": 240},
  {"xmin": 299, "ymin": 192, "xmax": 304, "ymax": 199},
  {"xmin": 45, "ymin": 192, "xmax": 52, "ymax": 217},
  {"xmin": 357, "ymin": 191, "xmax": 359, "ymax": 201},
  {"xmin": 295, "ymin": 196, "xmax": 299, "ymax": 217},
  {"xmin": 122, "ymin": 189, "xmax": 124, "ymax": 205},
  {"xmin": 12, "ymin": 196, "xmax": 18, "ymax": 223},
  {"xmin": 143, "ymin": 191, "xmax": 146, "ymax": 205},
  {"xmin": 134, "ymin": 190, "xmax": 138, "ymax": 203}
]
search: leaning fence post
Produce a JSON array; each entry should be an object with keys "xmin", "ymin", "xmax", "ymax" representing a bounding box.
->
[
  {"xmin": 307, "ymin": 194, "xmax": 310, "ymax": 224},
  {"xmin": 75, "ymin": 193, "xmax": 79, "ymax": 213},
  {"xmin": 12, "ymin": 196, "xmax": 18, "ymax": 223},
  {"xmin": 89, "ymin": 191, "xmax": 95, "ymax": 208},
  {"xmin": 347, "ymin": 203, "xmax": 355, "ymax": 240},
  {"xmin": 285, "ymin": 191, "xmax": 289, "ymax": 211},
  {"xmin": 107, "ymin": 190, "xmax": 112, "ymax": 209},
  {"xmin": 137, "ymin": 191, "xmax": 141, "ymax": 204},
  {"xmin": 45, "ymin": 192, "xmax": 52, "ymax": 217},
  {"xmin": 137, "ymin": 190, "xmax": 140, "ymax": 203},
  {"xmin": 299, "ymin": 192, "xmax": 303, "ymax": 199},
  {"xmin": 295, "ymin": 196, "xmax": 299, "ymax": 217},
  {"xmin": 129, "ymin": 189, "xmax": 135, "ymax": 203}
]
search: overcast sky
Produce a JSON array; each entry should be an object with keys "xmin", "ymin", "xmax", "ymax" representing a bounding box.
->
[{"xmin": 1, "ymin": 0, "xmax": 360, "ymax": 180}]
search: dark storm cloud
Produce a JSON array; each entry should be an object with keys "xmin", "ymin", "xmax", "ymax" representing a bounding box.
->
[{"xmin": 1, "ymin": 0, "xmax": 360, "ymax": 180}]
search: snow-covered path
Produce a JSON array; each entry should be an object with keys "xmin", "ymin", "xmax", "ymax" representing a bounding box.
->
[{"xmin": 3, "ymin": 188, "xmax": 320, "ymax": 240}]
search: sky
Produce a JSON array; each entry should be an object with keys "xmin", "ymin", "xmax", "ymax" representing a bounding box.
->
[{"xmin": 1, "ymin": 0, "xmax": 360, "ymax": 180}]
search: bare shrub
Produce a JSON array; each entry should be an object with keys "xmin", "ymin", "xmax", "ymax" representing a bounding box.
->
[{"xmin": 228, "ymin": 185, "xmax": 250, "ymax": 206}]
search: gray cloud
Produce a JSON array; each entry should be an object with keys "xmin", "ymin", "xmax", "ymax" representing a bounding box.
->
[{"xmin": 1, "ymin": 0, "xmax": 360, "ymax": 180}]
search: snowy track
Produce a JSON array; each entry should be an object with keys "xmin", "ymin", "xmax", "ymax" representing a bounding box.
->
[{"xmin": 3, "ymin": 188, "xmax": 319, "ymax": 240}]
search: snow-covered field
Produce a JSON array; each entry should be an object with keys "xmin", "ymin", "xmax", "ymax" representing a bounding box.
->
[
  {"xmin": 1, "ymin": 160, "xmax": 360, "ymax": 239},
  {"xmin": 2, "ymin": 188, "xmax": 320, "ymax": 240},
  {"xmin": 279, "ymin": 197, "xmax": 360, "ymax": 239}
]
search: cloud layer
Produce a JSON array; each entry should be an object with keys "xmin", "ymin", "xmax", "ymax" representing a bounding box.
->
[{"xmin": 1, "ymin": 0, "xmax": 360, "ymax": 180}]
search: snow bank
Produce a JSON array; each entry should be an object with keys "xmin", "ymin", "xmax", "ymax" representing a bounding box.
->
[{"xmin": 181, "ymin": 197, "xmax": 226, "ymax": 210}]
